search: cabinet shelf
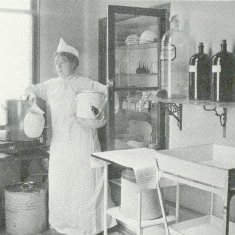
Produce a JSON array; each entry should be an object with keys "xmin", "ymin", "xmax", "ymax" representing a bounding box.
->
[
  {"xmin": 110, "ymin": 177, "xmax": 178, "ymax": 188},
  {"xmin": 116, "ymin": 42, "xmax": 158, "ymax": 50},
  {"xmin": 149, "ymin": 97, "xmax": 235, "ymax": 109},
  {"xmin": 116, "ymin": 73, "xmax": 158, "ymax": 77},
  {"xmin": 115, "ymin": 73, "xmax": 158, "ymax": 88},
  {"xmin": 147, "ymin": 97, "xmax": 235, "ymax": 137},
  {"xmin": 115, "ymin": 86, "xmax": 159, "ymax": 91}
]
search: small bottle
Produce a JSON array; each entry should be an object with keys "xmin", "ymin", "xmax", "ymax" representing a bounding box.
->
[
  {"xmin": 211, "ymin": 40, "xmax": 235, "ymax": 102},
  {"xmin": 189, "ymin": 42, "xmax": 211, "ymax": 100}
]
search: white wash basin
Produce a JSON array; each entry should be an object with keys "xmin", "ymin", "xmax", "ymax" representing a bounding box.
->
[{"xmin": 156, "ymin": 144, "xmax": 235, "ymax": 189}]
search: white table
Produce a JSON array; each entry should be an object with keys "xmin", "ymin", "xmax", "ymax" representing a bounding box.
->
[
  {"xmin": 92, "ymin": 148, "xmax": 177, "ymax": 235},
  {"xmin": 92, "ymin": 144, "xmax": 235, "ymax": 235},
  {"xmin": 156, "ymin": 143, "xmax": 235, "ymax": 235}
]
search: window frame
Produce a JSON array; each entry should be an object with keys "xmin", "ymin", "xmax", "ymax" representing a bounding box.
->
[
  {"xmin": 31, "ymin": 0, "xmax": 40, "ymax": 85},
  {"xmin": 0, "ymin": 0, "xmax": 40, "ymax": 130}
]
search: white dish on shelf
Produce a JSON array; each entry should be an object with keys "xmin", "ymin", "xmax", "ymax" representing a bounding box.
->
[
  {"xmin": 139, "ymin": 30, "xmax": 157, "ymax": 44},
  {"xmin": 115, "ymin": 139, "xmax": 132, "ymax": 150},
  {"xmin": 126, "ymin": 140, "xmax": 145, "ymax": 148},
  {"xmin": 125, "ymin": 34, "xmax": 139, "ymax": 45}
]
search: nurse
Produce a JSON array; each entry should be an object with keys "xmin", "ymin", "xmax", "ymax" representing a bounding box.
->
[{"xmin": 25, "ymin": 38, "xmax": 116, "ymax": 235}]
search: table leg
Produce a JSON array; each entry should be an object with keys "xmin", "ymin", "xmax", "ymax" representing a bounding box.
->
[
  {"xmin": 137, "ymin": 192, "xmax": 143, "ymax": 235},
  {"xmin": 222, "ymin": 185, "xmax": 230, "ymax": 235},
  {"xmin": 104, "ymin": 165, "xmax": 108, "ymax": 235}
]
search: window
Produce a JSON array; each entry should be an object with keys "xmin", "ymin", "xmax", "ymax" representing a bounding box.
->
[{"xmin": 0, "ymin": 0, "xmax": 39, "ymax": 127}]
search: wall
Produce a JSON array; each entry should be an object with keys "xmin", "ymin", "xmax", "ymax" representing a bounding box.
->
[{"xmin": 39, "ymin": 0, "xmax": 87, "ymax": 81}]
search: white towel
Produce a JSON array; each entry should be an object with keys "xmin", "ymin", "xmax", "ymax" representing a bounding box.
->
[{"xmin": 92, "ymin": 148, "xmax": 158, "ymax": 190}]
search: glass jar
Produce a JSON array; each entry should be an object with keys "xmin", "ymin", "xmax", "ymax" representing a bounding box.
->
[
  {"xmin": 211, "ymin": 40, "xmax": 235, "ymax": 102},
  {"xmin": 161, "ymin": 15, "xmax": 193, "ymax": 99},
  {"xmin": 189, "ymin": 42, "xmax": 211, "ymax": 100}
]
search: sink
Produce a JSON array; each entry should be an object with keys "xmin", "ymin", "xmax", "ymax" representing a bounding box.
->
[{"xmin": 156, "ymin": 143, "xmax": 235, "ymax": 188}]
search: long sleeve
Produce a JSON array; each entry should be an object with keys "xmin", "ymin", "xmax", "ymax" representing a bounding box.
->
[
  {"xmin": 25, "ymin": 83, "xmax": 46, "ymax": 101},
  {"xmin": 78, "ymin": 114, "xmax": 107, "ymax": 129},
  {"xmin": 91, "ymin": 80, "xmax": 107, "ymax": 95},
  {"xmin": 25, "ymin": 78, "xmax": 55, "ymax": 101}
]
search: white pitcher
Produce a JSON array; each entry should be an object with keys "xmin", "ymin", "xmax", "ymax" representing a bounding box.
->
[{"xmin": 23, "ymin": 104, "xmax": 45, "ymax": 138}]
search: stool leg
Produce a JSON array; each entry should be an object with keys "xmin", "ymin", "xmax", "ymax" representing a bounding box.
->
[
  {"xmin": 156, "ymin": 183, "xmax": 169, "ymax": 235},
  {"xmin": 103, "ymin": 165, "xmax": 108, "ymax": 235},
  {"xmin": 137, "ymin": 192, "xmax": 143, "ymax": 235}
]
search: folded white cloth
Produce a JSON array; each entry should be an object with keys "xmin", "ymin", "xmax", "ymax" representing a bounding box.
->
[{"xmin": 92, "ymin": 148, "xmax": 158, "ymax": 190}]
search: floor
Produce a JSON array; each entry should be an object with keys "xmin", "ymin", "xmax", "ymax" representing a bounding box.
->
[{"xmin": 0, "ymin": 226, "xmax": 123, "ymax": 235}]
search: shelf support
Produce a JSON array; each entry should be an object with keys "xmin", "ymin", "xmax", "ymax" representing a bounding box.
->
[
  {"xmin": 164, "ymin": 103, "xmax": 183, "ymax": 130},
  {"xmin": 203, "ymin": 106, "xmax": 227, "ymax": 137}
]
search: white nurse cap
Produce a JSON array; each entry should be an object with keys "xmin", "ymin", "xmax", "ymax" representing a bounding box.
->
[{"xmin": 57, "ymin": 38, "xmax": 79, "ymax": 58}]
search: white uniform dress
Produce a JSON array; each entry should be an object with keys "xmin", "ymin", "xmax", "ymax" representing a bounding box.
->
[{"xmin": 27, "ymin": 74, "xmax": 116, "ymax": 235}]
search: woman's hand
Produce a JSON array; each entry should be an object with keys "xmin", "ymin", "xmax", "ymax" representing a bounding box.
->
[
  {"xmin": 26, "ymin": 92, "xmax": 37, "ymax": 106},
  {"xmin": 77, "ymin": 115, "xmax": 106, "ymax": 129},
  {"xmin": 93, "ymin": 98, "xmax": 107, "ymax": 120},
  {"xmin": 91, "ymin": 106, "xmax": 99, "ymax": 116},
  {"xmin": 92, "ymin": 106, "xmax": 105, "ymax": 121}
]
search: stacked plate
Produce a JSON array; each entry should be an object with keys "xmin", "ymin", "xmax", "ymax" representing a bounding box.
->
[
  {"xmin": 125, "ymin": 34, "xmax": 139, "ymax": 45},
  {"xmin": 139, "ymin": 30, "xmax": 157, "ymax": 44}
]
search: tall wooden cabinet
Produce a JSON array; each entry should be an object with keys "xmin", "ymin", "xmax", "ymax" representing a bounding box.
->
[{"xmin": 98, "ymin": 5, "xmax": 169, "ymax": 153}]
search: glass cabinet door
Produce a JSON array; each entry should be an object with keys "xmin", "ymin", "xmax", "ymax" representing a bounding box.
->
[{"xmin": 107, "ymin": 5, "xmax": 167, "ymax": 150}]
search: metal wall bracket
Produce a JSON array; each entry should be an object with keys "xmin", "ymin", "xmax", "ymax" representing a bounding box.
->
[
  {"xmin": 203, "ymin": 106, "xmax": 227, "ymax": 137},
  {"xmin": 165, "ymin": 103, "xmax": 183, "ymax": 130}
]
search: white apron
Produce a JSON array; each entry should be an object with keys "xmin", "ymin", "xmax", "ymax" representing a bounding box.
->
[{"xmin": 27, "ymin": 75, "xmax": 116, "ymax": 235}]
